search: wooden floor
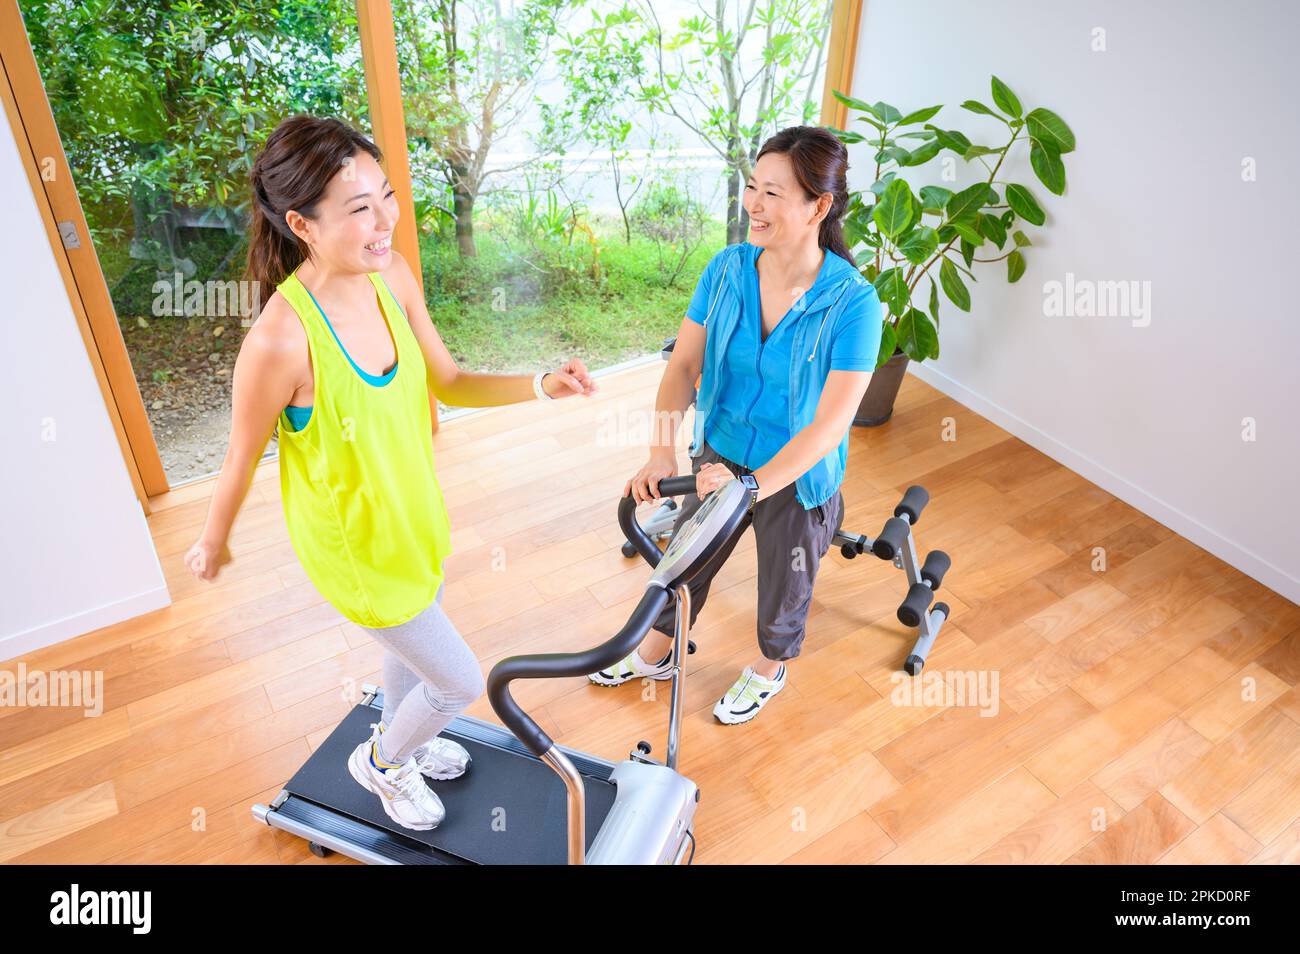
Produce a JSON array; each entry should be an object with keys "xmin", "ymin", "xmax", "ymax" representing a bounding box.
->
[{"xmin": 3, "ymin": 361, "xmax": 1299, "ymax": 865}]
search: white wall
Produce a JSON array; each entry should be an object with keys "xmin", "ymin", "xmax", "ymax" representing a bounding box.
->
[
  {"xmin": 0, "ymin": 110, "xmax": 170, "ymax": 661},
  {"xmin": 850, "ymin": 0, "xmax": 1300, "ymax": 603}
]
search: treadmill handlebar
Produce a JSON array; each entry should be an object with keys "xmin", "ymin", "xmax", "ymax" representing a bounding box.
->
[
  {"xmin": 486, "ymin": 586, "xmax": 674, "ymax": 758},
  {"xmin": 617, "ymin": 475, "xmax": 699, "ymax": 568}
]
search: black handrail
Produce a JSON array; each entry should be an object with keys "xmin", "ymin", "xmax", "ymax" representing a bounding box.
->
[
  {"xmin": 487, "ymin": 588, "xmax": 672, "ymax": 757},
  {"xmin": 618, "ymin": 475, "xmax": 698, "ymax": 568},
  {"xmin": 486, "ymin": 475, "xmax": 698, "ymax": 758}
]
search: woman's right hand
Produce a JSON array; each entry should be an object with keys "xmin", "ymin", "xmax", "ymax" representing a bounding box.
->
[
  {"xmin": 624, "ymin": 450, "xmax": 678, "ymax": 504},
  {"xmin": 184, "ymin": 536, "xmax": 232, "ymax": 583}
]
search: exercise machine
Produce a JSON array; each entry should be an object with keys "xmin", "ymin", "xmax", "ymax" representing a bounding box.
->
[
  {"xmin": 630, "ymin": 481, "xmax": 953, "ymax": 677},
  {"xmin": 623, "ymin": 336, "xmax": 952, "ymax": 676},
  {"xmin": 252, "ymin": 474, "xmax": 751, "ymax": 864},
  {"xmin": 830, "ymin": 485, "xmax": 952, "ymax": 676}
]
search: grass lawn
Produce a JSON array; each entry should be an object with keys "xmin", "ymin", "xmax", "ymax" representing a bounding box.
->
[
  {"xmin": 417, "ymin": 214, "xmax": 725, "ymax": 377},
  {"xmin": 105, "ymin": 214, "xmax": 726, "ymax": 385}
]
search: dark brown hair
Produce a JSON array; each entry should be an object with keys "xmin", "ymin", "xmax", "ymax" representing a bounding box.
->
[
  {"xmin": 754, "ymin": 125, "xmax": 855, "ymax": 265},
  {"xmin": 245, "ymin": 115, "xmax": 382, "ymax": 313}
]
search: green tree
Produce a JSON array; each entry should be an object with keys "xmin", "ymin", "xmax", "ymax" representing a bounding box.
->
[
  {"xmin": 19, "ymin": 0, "xmax": 368, "ymax": 277},
  {"xmin": 391, "ymin": 0, "xmax": 571, "ymax": 257},
  {"xmin": 627, "ymin": 0, "xmax": 833, "ymax": 244},
  {"xmin": 543, "ymin": 4, "xmax": 661, "ymax": 244}
]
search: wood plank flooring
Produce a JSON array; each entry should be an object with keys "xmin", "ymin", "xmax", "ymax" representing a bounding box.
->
[{"xmin": 3, "ymin": 361, "xmax": 1298, "ymax": 864}]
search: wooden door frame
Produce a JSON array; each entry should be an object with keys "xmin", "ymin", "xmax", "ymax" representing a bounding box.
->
[
  {"xmin": 356, "ymin": 0, "xmax": 437, "ymax": 433},
  {"xmin": 821, "ymin": 0, "xmax": 865, "ymax": 129},
  {"xmin": 357, "ymin": 0, "xmax": 424, "ymax": 298},
  {"xmin": 0, "ymin": 0, "xmax": 161, "ymax": 507}
]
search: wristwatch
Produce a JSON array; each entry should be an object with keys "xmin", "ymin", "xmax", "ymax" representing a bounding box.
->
[{"xmin": 739, "ymin": 473, "xmax": 760, "ymax": 511}]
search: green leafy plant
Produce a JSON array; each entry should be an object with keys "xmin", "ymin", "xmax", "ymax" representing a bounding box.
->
[
  {"xmin": 412, "ymin": 178, "xmax": 456, "ymax": 236},
  {"xmin": 20, "ymin": 0, "xmax": 370, "ymax": 285},
  {"xmin": 498, "ymin": 176, "xmax": 604, "ymax": 289},
  {"xmin": 830, "ymin": 75, "xmax": 1076, "ymax": 365},
  {"xmin": 509, "ymin": 176, "xmax": 577, "ymax": 244},
  {"xmin": 629, "ymin": 179, "xmax": 710, "ymax": 287}
]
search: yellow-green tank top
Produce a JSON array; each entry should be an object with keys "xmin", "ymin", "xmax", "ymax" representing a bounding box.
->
[{"xmin": 275, "ymin": 267, "xmax": 452, "ymax": 628}]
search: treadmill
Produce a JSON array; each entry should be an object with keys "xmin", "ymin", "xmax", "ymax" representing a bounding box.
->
[{"xmin": 252, "ymin": 474, "xmax": 750, "ymax": 864}]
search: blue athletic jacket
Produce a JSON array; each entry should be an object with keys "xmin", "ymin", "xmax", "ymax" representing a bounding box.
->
[{"xmin": 688, "ymin": 242, "xmax": 883, "ymax": 509}]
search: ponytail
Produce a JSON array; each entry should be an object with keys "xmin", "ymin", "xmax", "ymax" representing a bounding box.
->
[
  {"xmin": 245, "ymin": 177, "xmax": 307, "ymax": 316},
  {"xmin": 817, "ymin": 199, "xmax": 856, "ymax": 267}
]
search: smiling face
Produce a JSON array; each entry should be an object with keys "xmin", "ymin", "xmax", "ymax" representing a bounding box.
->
[
  {"xmin": 743, "ymin": 151, "xmax": 832, "ymax": 250},
  {"xmin": 285, "ymin": 150, "xmax": 398, "ymax": 275}
]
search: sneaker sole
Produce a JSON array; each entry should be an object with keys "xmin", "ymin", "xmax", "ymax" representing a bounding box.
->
[{"xmin": 588, "ymin": 669, "xmax": 675, "ymax": 687}]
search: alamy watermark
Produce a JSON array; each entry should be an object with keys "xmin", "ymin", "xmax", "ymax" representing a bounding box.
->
[
  {"xmin": 890, "ymin": 668, "xmax": 1000, "ymax": 717},
  {"xmin": 1043, "ymin": 272, "xmax": 1151, "ymax": 327},
  {"xmin": 595, "ymin": 403, "xmax": 691, "ymax": 448},
  {"xmin": 49, "ymin": 884, "xmax": 150, "ymax": 934},
  {"xmin": 1, "ymin": 664, "xmax": 103, "ymax": 717},
  {"xmin": 151, "ymin": 273, "xmax": 261, "ymax": 327}
]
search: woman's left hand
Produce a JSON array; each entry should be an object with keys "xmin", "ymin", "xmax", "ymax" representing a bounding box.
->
[
  {"xmin": 695, "ymin": 461, "xmax": 736, "ymax": 499},
  {"xmin": 542, "ymin": 358, "xmax": 598, "ymax": 398}
]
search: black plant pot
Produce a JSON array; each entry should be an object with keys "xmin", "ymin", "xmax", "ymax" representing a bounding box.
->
[{"xmin": 853, "ymin": 347, "xmax": 911, "ymax": 427}]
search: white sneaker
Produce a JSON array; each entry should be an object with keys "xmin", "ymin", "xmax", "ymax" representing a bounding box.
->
[
  {"xmin": 412, "ymin": 736, "xmax": 472, "ymax": 780},
  {"xmin": 713, "ymin": 665, "xmax": 786, "ymax": 725},
  {"xmin": 347, "ymin": 737, "xmax": 446, "ymax": 830},
  {"xmin": 588, "ymin": 645, "xmax": 675, "ymax": 686},
  {"xmin": 373, "ymin": 720, "xmax": 470, "ymax": 781}
]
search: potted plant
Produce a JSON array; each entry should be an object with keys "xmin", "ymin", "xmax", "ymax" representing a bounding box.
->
[{"xmin": 830, "ymin": 76, "xmax": 1077, "ymax": 425}]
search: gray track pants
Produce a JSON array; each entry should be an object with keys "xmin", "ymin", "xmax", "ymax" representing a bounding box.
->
[
  {"xmin": 357, "ymin": 584, "xmax": 486, "ymax": 764},
  {"xmin": 649, "ymin": 439, "xmax": 843, "ymax": 661}
]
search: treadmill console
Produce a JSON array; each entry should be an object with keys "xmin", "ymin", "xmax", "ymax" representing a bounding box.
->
[{"xmin": 648, "ymin": 478, "xmax": 750, "ymax": 590}]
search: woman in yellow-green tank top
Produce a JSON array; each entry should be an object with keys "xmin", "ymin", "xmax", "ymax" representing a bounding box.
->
[
  {"xmin": 274, "ymin": 266, "xmax": 451, "ymax": 628},
  {"xmin": 184, "ymin": 116, "xmax": 595, "ymax": 832}
]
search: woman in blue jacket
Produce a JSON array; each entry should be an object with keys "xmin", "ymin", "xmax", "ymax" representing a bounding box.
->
[{"xmin": 589, "ymin": 125, "xmax": 883, "ymax": 724}]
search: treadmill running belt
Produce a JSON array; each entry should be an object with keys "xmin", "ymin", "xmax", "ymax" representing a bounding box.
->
[{"xmin": 282, "ymin": 702, "xmax": 619, "ymax": 865}]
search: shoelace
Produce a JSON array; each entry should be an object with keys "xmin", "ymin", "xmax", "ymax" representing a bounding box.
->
[
  {"xmin": 387, "ymin": 760, "xmax": 431, "ymax": 802},
  {"xmin": 731, "ymin": 670, "xmax": 777, "ymax": 707}
]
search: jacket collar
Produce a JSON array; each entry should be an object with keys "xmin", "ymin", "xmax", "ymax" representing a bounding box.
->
[{"xmin": 725, "ymin": 241, "xmax": 861, "ymax": 315}]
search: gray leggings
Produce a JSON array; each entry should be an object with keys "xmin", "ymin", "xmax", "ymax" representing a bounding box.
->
[{"xmin": 357, "ymin": 584, "xmax": 486, "ymax": 764}]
